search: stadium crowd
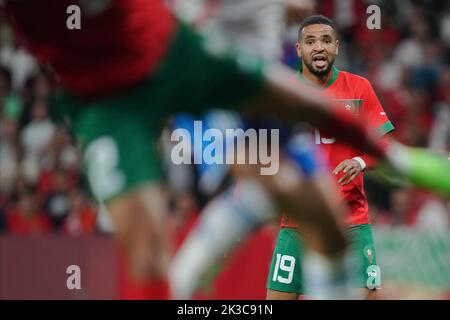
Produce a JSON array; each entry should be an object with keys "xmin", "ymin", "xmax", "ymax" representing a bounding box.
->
[{"xmin": 0, "ymin": 0, "xmax": 448, "ymax": 237}]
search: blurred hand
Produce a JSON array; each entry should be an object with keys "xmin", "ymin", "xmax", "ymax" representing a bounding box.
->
[{"xmin": 333, "ymin": 159, "xmax": 363, "ymax": 186}]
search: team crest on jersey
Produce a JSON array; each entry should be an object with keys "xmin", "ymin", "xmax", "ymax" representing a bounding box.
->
[{"xmin": 335, "ymin": 99, "xmax": 363, "ymax": 116}]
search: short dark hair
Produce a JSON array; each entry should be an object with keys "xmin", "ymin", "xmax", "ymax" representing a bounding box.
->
[{"xmin": 298, "ymin": 15, "xmax": 337, "ymax": 40}]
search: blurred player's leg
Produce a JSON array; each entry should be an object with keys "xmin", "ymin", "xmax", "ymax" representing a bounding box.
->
[
  {"xmin": 107, "ymin": 185, "xmax": 169, "ymax": 281},
  {"xmin": 169, "ymin": 179, "xmax": 275, "ymax": 299},
  {"xmin": 57, "ymin": 88, "xmax": 174, "ymax": 299}
]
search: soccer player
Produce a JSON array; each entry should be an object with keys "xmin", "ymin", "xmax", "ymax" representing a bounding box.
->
[{"xmin": 266, "ymin": 15, "xmax": 393, "ymax": 300}]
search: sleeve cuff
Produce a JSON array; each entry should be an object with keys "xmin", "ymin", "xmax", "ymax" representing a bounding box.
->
[
  {"xmin": 378, "ymin": 121, "xmax": 395, "ymax": 136},
  {"xmin": 352, "ymin": 157, "xmax": 367, "ymax": 171}
]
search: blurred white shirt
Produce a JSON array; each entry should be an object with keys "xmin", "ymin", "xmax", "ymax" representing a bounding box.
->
[
  {"xmin": 20, "ymin": 119, "xmax": 55, "ymax": 183},
  {"xmin": 172, "ymin": 0, "xmax": 285, "ymax": 62}
]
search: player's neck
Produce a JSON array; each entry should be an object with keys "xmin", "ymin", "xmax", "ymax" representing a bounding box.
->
[{"xmin": 300, "ymin": 64, "xmax": 335, "ymax": 88}]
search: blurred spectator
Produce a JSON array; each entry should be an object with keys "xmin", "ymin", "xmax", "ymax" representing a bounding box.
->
[
  {"xmin": 63, "ymin": 189, "xmax": 97, "ymax": 237},
  {"xmin": 387, "ymin": 187, "xmax": 413, "ymax": 226},
  {"xmin": 0, "ymin": 117, "xmax": 21, "ymax": 195},
  {"xmin": 283, "ymin": 0, "xmax": 317, "ymax": 69},
  {"xmin": 31, "ymin": 72, "xmax": 51, "ymax": 100},
  {"xmin": 20, "ymin": 98, "xmax": 55, "ymax": 184},
  {"xmin": 37, "ymin": 165, "xmax": 79, "ymax": 199},
  {"xmin": 380, "ymin": 63, "xmax": 436, "ymax": 147},
  {"xmin": 0, "ymin": 65, "xmax": 10, "ymax": 99},
  {"xmin": 6, "ymin": 189, "xmax": 51, "ymax": 235},
  {"xmin": 428, "ymin": 67, "xmax": 450, "ymax": 153},
  {"xmin": 379, "ymin": 187, "xmax": 450, "ymax": 230},
  {"xmin": 41, "ymin": 126, "xmax": 80, "ymax": 173},
  {"xmin": 0, "ymin": 65, "xmax": 22, "ymax": 120},
  {"xmin": 19, "ymin": 72, "xmax": 52, "ymax": 127},
  {"xmin": 0, "ymin": 21, "xmax": 37, "ymax": 91},
  {"xmin": 355, "ymin": 11, "xmax": 401, "ymax": 87},
  {"xmin": 318, "ymin": 0, "xmax": 366, "ymax": 33},
  {"xmin": 394, "ymin": 6, "xmax": 430, "ymax": 68},
  {"xmin": 441, "ymin": 5, "xmax": 450, "ymax": 61},
  {"xmin": 41, "ymin": 168, "xmax": 75, "ymax": 230},
  {"xmin": 415, "ymin": 197, "xmax": 449, "ymax": 232}
]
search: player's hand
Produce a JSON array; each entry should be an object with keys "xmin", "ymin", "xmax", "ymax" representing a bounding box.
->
[{"xmin": 333, "ymin": 159, "xmax": 363, "ymax": 186}]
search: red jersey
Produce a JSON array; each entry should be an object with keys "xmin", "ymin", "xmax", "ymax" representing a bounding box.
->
[
  {"xmin": 282, "ymin": 67, "xmax": 394, "ymax": 226},
  {"xmin": 4, "ymin": 0, "xmax": 176, "ymax": 97}
]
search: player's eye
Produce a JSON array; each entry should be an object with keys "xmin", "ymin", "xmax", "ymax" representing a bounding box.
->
[{"xmin": 306, "ymin": 40, "xmax": 314, "ymax": 46}]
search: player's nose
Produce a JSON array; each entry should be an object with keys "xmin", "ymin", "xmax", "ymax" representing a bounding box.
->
[{"xmin": 313, "ymin": 42, "xmax": 325, "ymax": 52}]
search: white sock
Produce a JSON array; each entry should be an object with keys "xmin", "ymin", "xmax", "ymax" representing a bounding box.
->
[
  {"xmin": 168, "ymin": 179, "xmax": 275, "ymax": 299},
  {"xmin": 303, "ymin": 250, "xmax": 359, "ymax": 300}
]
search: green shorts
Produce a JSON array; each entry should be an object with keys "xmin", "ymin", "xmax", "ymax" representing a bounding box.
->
[
  {"xmin": 52, "ymin": 21, "xmax": 265, "ymax": 202},
  {"xmin": 266, "ymin": 224, "xmax": 380, "ymax": 294}
]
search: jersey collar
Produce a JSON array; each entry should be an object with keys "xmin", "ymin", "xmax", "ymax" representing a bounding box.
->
[{"xmin": 297, "ymin": 64, "xmax": 339, "ymax": 88}]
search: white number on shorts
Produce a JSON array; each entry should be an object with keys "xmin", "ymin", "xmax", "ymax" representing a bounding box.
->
[
  {"xmin": 272, "ymin": 254, "xmax": 296, "ymax": 284},
  {"xmin": 84, "ymin": 136, "xmax": 125, "ymax": 201}
]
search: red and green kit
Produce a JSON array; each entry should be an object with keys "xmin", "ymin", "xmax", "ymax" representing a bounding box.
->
[{"xmin": 282, "ymin": 67, "xmax": 394, "ymax": 227}]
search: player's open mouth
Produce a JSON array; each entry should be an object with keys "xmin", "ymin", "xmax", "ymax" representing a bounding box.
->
[{"xmin": 312, "ymin": 55, "xmax": 328, "ymax": 68}]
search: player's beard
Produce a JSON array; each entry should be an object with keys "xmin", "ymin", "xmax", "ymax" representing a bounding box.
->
[{"xmin": 305, "ymin": 57, "xmax": 335, "ymax": 79}]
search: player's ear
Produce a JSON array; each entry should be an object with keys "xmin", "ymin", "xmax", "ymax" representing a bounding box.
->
[{"xmin": 295, "ymin": 42, "xmax": 302, "ymax": 58}]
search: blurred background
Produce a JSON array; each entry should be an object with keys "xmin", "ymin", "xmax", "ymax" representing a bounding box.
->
[{"xmin": 0, "ymin": 0, "xmax": 448, "ymax": 299}]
